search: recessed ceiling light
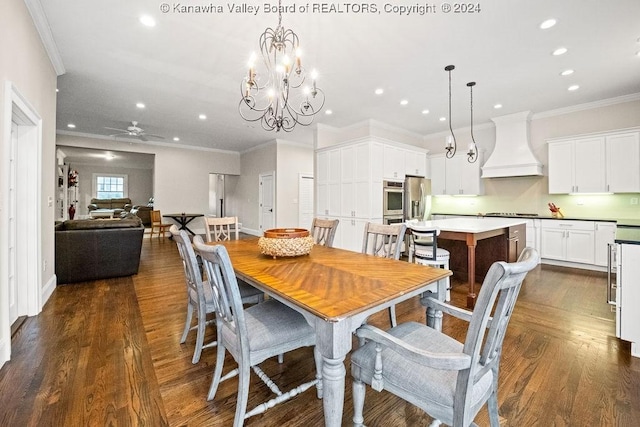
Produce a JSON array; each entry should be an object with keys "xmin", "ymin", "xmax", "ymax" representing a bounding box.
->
[
  {"xmin": 67, "ymin": 123, "xmax": 76, "ymax": 128},
  {"xmin": 568, "ymin": 85, "xmax": 580, "ymax": 91},
  {"xmin": 136, "ymin": 102, "xmax": 145, "ymax": 109},
  {"xmin": 140, "ymin": 15, "xmax": 156, "ymax": 27},
  {"xmin": 494, "ymin": 104, "xmax": 503, "ymax": 109},
  {"xmin": 636, "ymin": 51, "xmax": 640, "ymax": 57},
  {"xmin": 439, "ymin": 117, "xmax": 446, "ymax": 122},
  {"xmin": 539, "ymin": 19, "xmax": 557, "ymax": 30},
  {"xmin": 173, "ymin": 137, "xmax": 180, "ymax": 142},
  {"xmin": 374, "ymin": 88, "xmax": 384, "ymax": 95},
  {"xmin": 560, "ymin": 69, "xmax": 574, "ymax": 76},
  {"xmin": 56, "ymin": 88, "xmax": 59, "ymax": 93},
  {"xmin": 421, "ymin": 109, "xmax": 429, "ymax": 115},
  {"xmin": 325, "ymin": 110, "xmax": 333, "ymax": 115},
  {"xmin": 552, "ymin": 47, "xmax": 568, "ymax": 56},
  {"xmin": 198, "ymin": 114, "xmax": 207, "ymax": 120},
  {"xmin": 400, "ymin": 100, "xmax": 408, "ymax": 106}
]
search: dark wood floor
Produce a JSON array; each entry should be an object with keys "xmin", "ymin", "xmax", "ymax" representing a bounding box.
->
[{"xmin": 2, "ymin": 237, "xmax": 640, "ymax": 426}]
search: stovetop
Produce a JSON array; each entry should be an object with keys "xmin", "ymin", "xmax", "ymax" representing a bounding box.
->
[{"xmin": 484, "ymin": 212, "xmax": 539, "ymax": 217}]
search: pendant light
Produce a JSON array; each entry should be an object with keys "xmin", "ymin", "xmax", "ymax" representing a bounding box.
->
[
  {"xmin": 466, "ymin": 81, "xmax": 478, "ymax": 163},
  {"xmin": 444, "ymin": 65, "xmax": 457, "ymax": 159}
]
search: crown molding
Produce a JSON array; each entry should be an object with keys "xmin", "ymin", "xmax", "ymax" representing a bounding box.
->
[
  {"xmin": 531, "ymin": 92, "xmax": 640, "ymax": 120},
  {"xmin": 24, "ymin": 0, "xmax": 66, "ymax": 76},
  {"xmin": 56, "ymin": 130, "xmax": 240, "ymax": 155}
]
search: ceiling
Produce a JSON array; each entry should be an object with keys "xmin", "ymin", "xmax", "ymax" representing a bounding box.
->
[{"xmin": 43, "ymin": 0, "xmax": 640, "ymax": 153}]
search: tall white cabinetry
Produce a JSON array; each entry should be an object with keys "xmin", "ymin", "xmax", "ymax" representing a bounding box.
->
[
  {"xmin": 429, "ymin": 153, "xmax": 484, "ymax": 196},
  {"xmin": 383, "ymin": 145, "xmax": 427, "ymax": 180},
  {"xmin": 548, "ymin": 130, "xmax": 640, "ymax": 194},
  {"xmin": 316, "ymin": 141, "xmax": 385, "ymax": 252}
]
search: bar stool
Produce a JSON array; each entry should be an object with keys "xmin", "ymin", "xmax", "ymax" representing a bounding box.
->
[{"xmin": 406, "ymin": 221, "xmax": 451, "ymax": 301}]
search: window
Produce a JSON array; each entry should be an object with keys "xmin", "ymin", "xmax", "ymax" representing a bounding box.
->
[{"xmin": 94, "ymin": 174, "xmax": 127, "ymax": 199}]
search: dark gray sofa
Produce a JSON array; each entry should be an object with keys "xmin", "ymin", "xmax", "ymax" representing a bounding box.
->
[{"xmin": 55, "ymin": 217, "xmax": 145, "ymax": 284}]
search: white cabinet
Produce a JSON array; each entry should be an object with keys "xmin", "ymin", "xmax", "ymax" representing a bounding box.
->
[
  {"xmin": 540, "ymin": 220, "xmax": 595, "ymax": 264},
  {"xmin": 316, "ymin": 141, "xmax": 384, "ymax": 252},
  {"xmin": 606, "ymin": 132, "xmax": 640, "ymax": 193},
  {"xmin": 404, "ymin": 149, "xmax": 426, "ymax": 177},
  {"xmin": 431, "ymin": 153, "xmax": 484, "ymax": 196},
  {"xmin": 383, "ymin": 145, "xmax": 405, "ymax": 180},
  {"xmin": 594, "ymin": 222, "xmax": 616, "ymax": 267},
  {"xmin": 618, "ymin": 243, "xmax": 640, "ymax": 357},
  {"xmin": 548, "ymin": 137, "xmax": 605, "ymax": 194},
  {"xmin": 384, "ymin": 145, "xmax": 428, "ymax": 180},
  {"xmin": 548, "ymin": 130, "xmax": 640, "ymax": 194}
]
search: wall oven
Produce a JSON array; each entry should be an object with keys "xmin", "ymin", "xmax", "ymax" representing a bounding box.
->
[{"xmin": 383, "ymin": 180, "xmax": 404, "ymax": 216}]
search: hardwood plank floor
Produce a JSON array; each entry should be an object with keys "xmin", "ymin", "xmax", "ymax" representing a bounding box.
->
[{"xmin": 1, "ymin": 237, "xmax": 639, "ymax": 426}]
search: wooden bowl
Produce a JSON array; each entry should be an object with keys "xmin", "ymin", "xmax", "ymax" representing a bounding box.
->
[{"xmin": 263, "ymin": 228, "xmax": 309, "ymax": 239}]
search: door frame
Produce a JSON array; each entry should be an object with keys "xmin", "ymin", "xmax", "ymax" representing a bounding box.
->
[{"xmin": 1, "ymin": 82, "xmax": 43, "ymax": 365}]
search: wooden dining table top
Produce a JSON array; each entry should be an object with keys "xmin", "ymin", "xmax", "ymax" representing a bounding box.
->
[{"xmin": 213, "ymin": 237, "xmax": 451, "ymax": 322}]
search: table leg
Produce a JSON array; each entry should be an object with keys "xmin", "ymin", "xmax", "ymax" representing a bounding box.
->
[{"xmin": 466, "ymin": 235, "xmax": 477, "ymax": 309}]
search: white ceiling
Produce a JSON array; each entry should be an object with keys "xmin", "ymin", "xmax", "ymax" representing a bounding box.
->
[{"xmin": 43, "ymin": 0, "xmax": 640, "ymax": 153}]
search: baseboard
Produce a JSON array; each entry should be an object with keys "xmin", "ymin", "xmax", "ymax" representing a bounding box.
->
[
  {"xmin": 242, "ymin": 227, "xmax": 261, "ymax": 237},
  {"xmin": 41, "ymin": 274, "xmax": 57, "ymax": 309},
  {"xmin": 540, "ymin": 258, "xmax": 606, "ymax": 272},
  {"xmin": 0, "ymin": 336, "xmax": 9, "ymax": 368}
]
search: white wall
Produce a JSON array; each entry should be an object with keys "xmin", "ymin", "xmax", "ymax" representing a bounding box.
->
[
  {"xmin": 238, "ymin": 142, "xmax": 277, "ymax": 234},
  {"xmin": 0, "ymin": 0, "xmax": 58, "ymax": 366},
  {"xmin": 56, "ymin": 134, "xmax": 241, "ymax": 233},
  {"xmin": 276, "ymin": 141, "xmax": 314, "ymax": 228}
]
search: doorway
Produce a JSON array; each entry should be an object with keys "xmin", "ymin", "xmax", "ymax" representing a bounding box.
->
[
  {"xmin": 259, "ymin": 172, "xmax": 275, "ymax": 232},
  {"xmin": 1, "ymin": 82, "xmax": 43, "ymax": 366}
]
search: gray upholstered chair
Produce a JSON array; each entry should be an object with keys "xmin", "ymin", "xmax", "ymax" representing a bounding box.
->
[
  {"xmin": 406, "ymin": 220, "xmax": 452, "ymax": 301},
  {"xmin": 193, "ymin": 237, "xmax": 322, "ymax": 427},
  {"xmin": 310, "ymin": 218, "xmax": 339, "ymax": 247},
  {"xmin": 361, "ymin": 222, "xmax": 407, "ymax": 328},
  {"xmin": 351, "ymin": 247, "xmax": 539, "ymax": 427},
  {"xmin": 204, "ymin": 216, "xmax": 239, "ymax": 242},
  {"xmin": 171, "ymin": 227, "xmax": 262, "ymax": 364}
]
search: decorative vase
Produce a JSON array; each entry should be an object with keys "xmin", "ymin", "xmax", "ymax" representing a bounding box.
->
[{"xmin": 68, "ymin": 204, "xmax": 76, "ymax": 220}]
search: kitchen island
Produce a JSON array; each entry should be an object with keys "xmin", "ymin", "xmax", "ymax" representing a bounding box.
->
[{"xmin": 415, "ymin": 217, "xmax": 528, "ymax": 307}]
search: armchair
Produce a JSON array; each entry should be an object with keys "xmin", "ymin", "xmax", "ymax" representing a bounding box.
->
[{"xmin": 351, "ymin": 247, "xmax": 539, "ymax": 427}]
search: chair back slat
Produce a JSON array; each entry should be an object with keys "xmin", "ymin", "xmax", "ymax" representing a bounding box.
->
[
  {"xmin": 362, "ymin": 222, "xmax": 406, "ymax": 260},
  {"xmin": 407, "ymin": 224, "xmax": 440, "ymax": 261},
  {"xmin": 204, "ymin": 216, "xmax": 239, "ymax": 242},
  {"xmin": 171, "ymin": 226, "xmax": 206, "ymax": 307},
  {"xmin": 310, "ymin": 218, "xmax": 339, "ymax": 247}
]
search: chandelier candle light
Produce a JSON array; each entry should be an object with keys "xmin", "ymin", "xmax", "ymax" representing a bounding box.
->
[
  {"xmin": 239, "ymin": 0, "xmax": 325, "ymax": 132},
  {"xmin": 444, "ymin": 65, "xmax": 457, "ymax": 159}
]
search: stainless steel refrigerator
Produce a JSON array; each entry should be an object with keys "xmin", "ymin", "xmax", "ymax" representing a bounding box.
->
[{"xmin": 404, "ymin": 175, "xmax": 431, "ymax": 221}]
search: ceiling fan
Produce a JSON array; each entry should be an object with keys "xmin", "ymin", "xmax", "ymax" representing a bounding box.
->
[{"xmin": 105, "ymin": 121, "xmax": 164, "ymax": 141}]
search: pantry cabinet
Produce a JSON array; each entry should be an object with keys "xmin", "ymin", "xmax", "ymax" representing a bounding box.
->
[{"xmin": 548, "ymin": 130, "xmax": 640, "ymax": 194}]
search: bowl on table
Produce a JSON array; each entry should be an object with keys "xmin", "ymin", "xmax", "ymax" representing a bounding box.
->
[{"xmin": 258, "ymin": 228, "xmax": 314, "ymax": 258}]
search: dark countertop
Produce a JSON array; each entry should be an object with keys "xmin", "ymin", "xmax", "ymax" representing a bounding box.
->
[{"xmin": 616, "ymin": 225, "xmax": 640, "ymax": 245}]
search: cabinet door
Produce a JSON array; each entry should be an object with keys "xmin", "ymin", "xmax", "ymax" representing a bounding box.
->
[
  {"xmin": 404, "ymin": 150, "xmax": 426, "ymax": 177},
  {"xmin": 341, "ymin": 146, "xmax": 355, "ymax": 217},
  {"xmin": 606, "ymin": 132, "xmax": 640, "ymax": 193},
  {"xmin": 594, "ymin": 223, "xmax": 616, "ymax": 267},
  {"xmin": 444, "ymin": 155, "xmax": 461, "ymax": 195},
  {"xmin": 459, "ymin": 154, "xmax": 484, "ymax": 195},
  {"xmin": 430, "ymin": 155, "xmax": 446, "ymax": 195},
  {"xmin": 574, "ymin": 137, "xmax": 606, "ymax": 193},
  {"xmin": 620, "ymin": 244, "xmax": 640, "ymax": 345},
  {"xmin": 566, "ymin": 230, "xmax": 595, "ymax": 264},
  {"xmin": 540, "ymin": 228, "xmax": 566, "ymax": 260},
  {"xmin": 383, "ymin": 145, "xmax": 404, "ymax": 180},
  {"xmin": 548, "ymin": 142, "xmax": 574, "ymax": 194},
  {"xmin": 316, "ymin": 151, "xmax": 329, "ymax": 184}
]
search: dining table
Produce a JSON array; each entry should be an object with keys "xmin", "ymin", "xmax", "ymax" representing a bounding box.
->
[
  {"xmin": 211, "ymin": 237, "xmax": 451, "ymax": 427},
  {"xmin": 162, "ymin": 213, "xmax": 203, "ymax": 235}
]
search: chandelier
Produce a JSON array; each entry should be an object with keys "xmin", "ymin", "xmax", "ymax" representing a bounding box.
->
[{"xmin": 239, "ymin": 0, "xmax": 325, "ymax": 132}]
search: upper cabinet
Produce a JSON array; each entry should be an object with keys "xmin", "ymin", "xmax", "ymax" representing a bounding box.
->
[
  {"xmin": 430, "ymin": 153, "xmax": 484, "ymax": 196},
  {"xmin": 548, "ymin": 130, "xmax": 640, "ymax": 194},
  {"xmin": 383, "ymin": 145, "xmax": 427, "ymax": 180}
]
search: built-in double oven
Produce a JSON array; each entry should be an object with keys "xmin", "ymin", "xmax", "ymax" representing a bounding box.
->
[{"xmin": 383, "ymin": 180, "xmax": 404, "ymax": 224}]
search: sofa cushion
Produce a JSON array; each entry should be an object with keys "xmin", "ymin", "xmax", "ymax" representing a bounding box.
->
[{"xmin": 61, "ymin": 217, "xmax": 142, "ymax": 230}]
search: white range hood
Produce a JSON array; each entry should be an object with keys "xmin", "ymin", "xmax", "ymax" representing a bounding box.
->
[{"xmin": 481, "ymin": 111, "xmax": 543, "ymax": 178}]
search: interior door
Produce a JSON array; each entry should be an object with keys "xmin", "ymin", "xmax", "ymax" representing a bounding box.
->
[{"xmin": 259, "ymin": 172, "xmax": 275, "ymax": 232}]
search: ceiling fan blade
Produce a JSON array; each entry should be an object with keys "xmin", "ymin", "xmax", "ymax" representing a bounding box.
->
[
  {"xmin": 105, "ymin": 127, "xmax": 130, "ymax": 132},
  {"xmin": 139, "ymin": 135, "xmax": 149, "ymax": 142},
  {"xmin": 144, "ymin": 133, "xmax": 165, "ymax": 139},
  {"xmin": 109, "ymin": 132, "xmax": 129, "ymax": 137}
]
